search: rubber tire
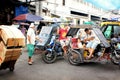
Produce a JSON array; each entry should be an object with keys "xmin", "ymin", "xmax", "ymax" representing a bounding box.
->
[
  {"xmin": 111, "ymin": 56, "xmax": 120, "ymax": 65},
  {"xmin": 42, "ymin": 50, "xmax": 57, "ymax": 64},
  {"xmin": 67, "ymin": 49, "xmax": 83, "ymax": 66}
]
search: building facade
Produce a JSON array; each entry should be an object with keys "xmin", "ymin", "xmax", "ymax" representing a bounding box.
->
[
  {"xmin": 41, "ymin": 0, "xmax": 114, "ymax": 25},
  {"xmin": 0, "ymin": 0, "xmax": 30, "ymax": 25},
  {"xmin": 2, "ymin": 0, "xmax": 117, "ymax": 25}
]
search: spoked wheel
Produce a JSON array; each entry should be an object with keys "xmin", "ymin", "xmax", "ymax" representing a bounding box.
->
[
  {"xmin": 111, "ymin": 56, "xmax": 120, "ymax": 69},
  {"xmin": 111, "ymin": 50, "xmax": 120, "ymax": 65},
  {"xmin": 111, "ymin": 56, "xmax": 120, "ymax": 65},
  {"xmin": 68, "ymin": 49, "xmax": 83, "ymax": 66},
  {"xmin": 42, "ymin": 50, "xmax": 57, "ymax": 64}
]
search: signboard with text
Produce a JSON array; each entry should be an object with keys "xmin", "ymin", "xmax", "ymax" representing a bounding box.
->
[{"xmin": 37, "ymin": 26, "xmax": 53, "ymax": 46}]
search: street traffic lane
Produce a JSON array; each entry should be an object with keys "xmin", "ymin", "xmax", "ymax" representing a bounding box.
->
[{"xmin": 0, "ymin": 49, "xmax": 120, "ymax": 80}]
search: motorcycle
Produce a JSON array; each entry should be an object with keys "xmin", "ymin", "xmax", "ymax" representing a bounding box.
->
[
  {"xmin": 67, "ymin": 25, "xmax": 120, "ymax": 67},
  {"xmin": 41, "ymin": 34, "xmax": 68, "ymax": 63},
  {"xmin": 42, "ymin": 27, "xmax": 81, "ymax": 64},
  {"xmin": 35, "ymin": 25, "xmax": 73, "ymax": 64}
]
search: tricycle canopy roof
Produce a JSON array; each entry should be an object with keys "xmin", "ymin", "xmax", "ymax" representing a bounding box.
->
[{"xmin": 68, "ymin": 25, "xmax": 110, "ymax": 48}]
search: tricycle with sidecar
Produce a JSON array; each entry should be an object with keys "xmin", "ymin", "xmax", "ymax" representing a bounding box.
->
[{"xmin": 67, "ymin": 25, "xmax": 120, "ymax": 67}]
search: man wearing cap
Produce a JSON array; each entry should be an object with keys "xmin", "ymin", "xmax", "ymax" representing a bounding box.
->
[{"xmin": 27, "ymin": 23, "xmax": 36, "ymax": 65}]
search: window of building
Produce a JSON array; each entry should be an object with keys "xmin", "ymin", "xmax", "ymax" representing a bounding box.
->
[
  {"xmin": 77, "ymin": 20, "xmax": 80, "ymax": 25},
  {"xmin": 80, "ymin": 0, "xmax": 83, "ymax": 3},
  {"xmin": 63, "ymin": 0, "xmax": 65, "ymax": 6}
]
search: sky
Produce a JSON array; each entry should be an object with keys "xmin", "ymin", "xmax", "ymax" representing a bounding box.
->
[{"xmin": 85, "ymin": 0, "xmax": 120, "ymax": 10}]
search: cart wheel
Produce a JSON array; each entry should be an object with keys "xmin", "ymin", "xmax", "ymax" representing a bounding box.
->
[{"xmin": 9, "ymin": 67, "xmax": 14, "ymax": 72}]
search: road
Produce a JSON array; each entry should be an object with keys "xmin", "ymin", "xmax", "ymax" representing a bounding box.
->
[{"xmin": 0, "ymin": 48, "xmax": 120, "ymax": 80}]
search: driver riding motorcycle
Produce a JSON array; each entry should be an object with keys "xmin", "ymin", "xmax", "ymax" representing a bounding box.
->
[{"xmin": 57, "ymin": 24, "xmax": 70, "ymax": 57}]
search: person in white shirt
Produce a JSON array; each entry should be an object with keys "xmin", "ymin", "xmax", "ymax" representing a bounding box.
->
[
  {"xmin": 27, "ymin": 23, "xmax": 36, "ymax": 65},
  {"xmin": 84, "ymin": 28, "xmax": 100, "ymax": 59}
]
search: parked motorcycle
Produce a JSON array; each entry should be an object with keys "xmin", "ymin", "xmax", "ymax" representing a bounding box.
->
[
  {"xmin": 42, "ymin": 34, "xmax": 68, "ymax": 63},
  {"xmin": 42, "ymin": 27, "xmax": 80, "ymax": 64}
]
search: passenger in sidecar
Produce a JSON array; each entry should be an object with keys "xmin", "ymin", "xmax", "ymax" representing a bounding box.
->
[
  {"xmin": 74, "ymin": 28, "xmax": 99, "ymax": 58},
  {"xmin": 83, "ymin": 28, "xmax": 100, "ymax": 59}
]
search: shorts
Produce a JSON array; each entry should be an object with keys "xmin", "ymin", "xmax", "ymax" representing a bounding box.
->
[
  {"xmin": 78, "ymin": 42, "xmax": 83, "ymax": 48},
  {"xmin": 60, "ymin": 40, "xmax": 69, "ymax": 48},
  {"xmin": 86, "ymin": 41, "xmax": 99, "ymax": 49}
]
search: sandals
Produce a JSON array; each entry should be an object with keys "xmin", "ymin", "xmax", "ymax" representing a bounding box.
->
[
  {"xmin": 86, "ymin": 55, "xmax": 94, "ymax": 60},
  {"xmin": 86, "ymin": 56, "xmax": 91, "ymax": 60},
  {"xmin": 28, "ymin": 59, "xmax": 33, "ymax": 65},
  {"xmin": 28, "ymin": 61, "xmax": 33, "ymax": 65}
]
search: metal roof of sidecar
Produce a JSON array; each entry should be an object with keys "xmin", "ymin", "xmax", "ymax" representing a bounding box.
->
[{"xmin": 70, "ymin": 24, "xmax": 99, "ymax": 29}]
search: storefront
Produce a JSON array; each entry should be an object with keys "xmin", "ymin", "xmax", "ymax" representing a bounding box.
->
[{"xmin": 0, "ymin": 0, "xmax": 28, "ymax": 25}]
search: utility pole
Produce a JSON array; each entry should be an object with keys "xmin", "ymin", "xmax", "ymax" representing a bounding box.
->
[
  {"xmin": 88, "ymin": 10, "xmax": 91, "ymax": 21},
  {"xmin": 54, "ymin": 0, "xmax": 56, "ymax": 14},
  {"xmin": 39, "ymin": 1, "xmax": 43, "ymax": 16},
  {"xmin": 36, "ymin": 1, "xmax": 43, "ymax": 16}
]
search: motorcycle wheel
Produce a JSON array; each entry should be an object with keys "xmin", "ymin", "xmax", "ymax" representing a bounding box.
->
[
  {"xmin": 111, "ymin": 50, "xmax": 120, "ymax": 65},
  {"xmin": 67, "ymin": 49, "xmax": 83, "ymax": 66},
  {"xmin": 111, "ymin": 56, "xmax": 120, "ymax": 65},
  {"xmin": 42, "ymin": 50, "xmax": 57, "ymax": 64}
]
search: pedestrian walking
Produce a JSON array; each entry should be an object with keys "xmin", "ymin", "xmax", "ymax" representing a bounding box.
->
[{"xmin": 27, "ymin": 23, "xmax": 36, "ymax": 65}]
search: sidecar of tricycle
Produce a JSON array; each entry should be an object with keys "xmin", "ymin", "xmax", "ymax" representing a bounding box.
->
[{"xmin": 67, "ymin": 25, "xmax": 120, "ymax": 66}]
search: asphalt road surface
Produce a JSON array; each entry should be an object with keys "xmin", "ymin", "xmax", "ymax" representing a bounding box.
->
[{"xmin": 0, "ymin": 48, "xmax": 120, "ymax": 80}]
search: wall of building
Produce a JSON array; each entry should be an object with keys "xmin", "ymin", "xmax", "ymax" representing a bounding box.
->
[
  {"xmin": 42, "ymin": 0, "xmax": 110, "ymax": 24},
  {"xmin": 28, "ymin": 0, "xmax": 116, "ymax": 24},
  {"xmin": 0, "ymin": 0, "xmax": 27, "ymax": 25}
]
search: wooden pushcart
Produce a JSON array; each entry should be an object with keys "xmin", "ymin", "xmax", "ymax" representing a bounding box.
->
[{"xmin": 0, "ymin": 25, "xmax": 25, "ymax": 71}]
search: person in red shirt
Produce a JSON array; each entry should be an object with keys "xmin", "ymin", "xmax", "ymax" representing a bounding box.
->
[
  {"xmin": 57, "ymin": 24, "xmax": 70, "ymax": 57},
  {"xmin": 59, "ymin": 28, "xmax": 68, "ymax": 40}
]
